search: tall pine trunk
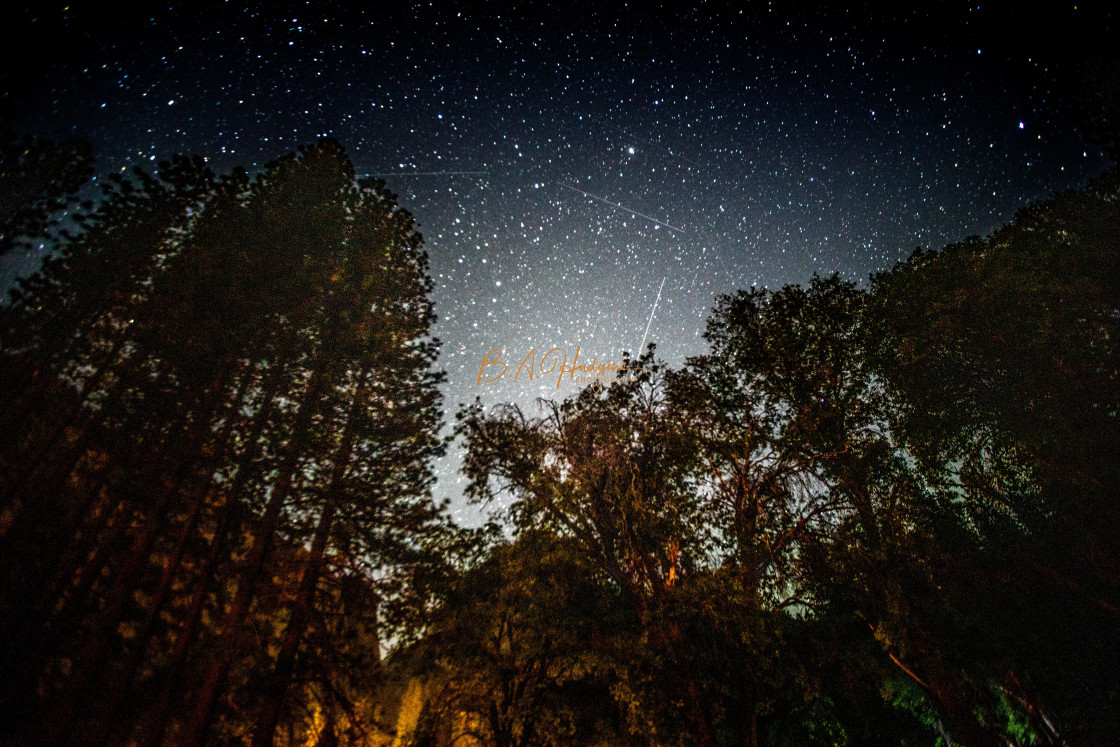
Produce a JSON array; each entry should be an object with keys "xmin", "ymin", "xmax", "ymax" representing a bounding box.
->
[
  {"xmin": 178, "ymin": 362, "xmax": 328, "ymax": 747},
  {"xmin": 251, "ymin": 379, "xmax": 365, "ymax": 746}
]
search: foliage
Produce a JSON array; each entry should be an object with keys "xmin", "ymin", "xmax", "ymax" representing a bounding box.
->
[
  {"xmin": 448, "ymin": 171, "xmax": 1119, "ymax": 746},
  {"xmin": 0, "ymin": 139, "xmax": 456, "ymax": 747},
  {"xmin": 0, "ymin": 121, "xmax": 94, "ymax": 256},
  {"xmin": 402, "ymin": 531, "xmax": 630, "ymax": 747},
  {"xmin": 2, "ymin": 131, "xmax": 1116, "ymax": 746}
]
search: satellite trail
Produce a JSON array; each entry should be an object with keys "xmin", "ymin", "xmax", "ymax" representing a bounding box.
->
[
  {"xmin": 359, "ymin": 171, "xmax": 488, "ymax": 177},
  {"xmin": 556, "ymin": 182, "xmax": 685, "ymax": 234}
]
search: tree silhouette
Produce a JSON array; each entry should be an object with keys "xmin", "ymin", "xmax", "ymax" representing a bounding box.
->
[
  {"xmin": 0, "ymin": 122, "xmax": 93, "ymax": 256},
  {"xmin": 0, "ymin": 139, "xmax": 455, "ymax": 747}
]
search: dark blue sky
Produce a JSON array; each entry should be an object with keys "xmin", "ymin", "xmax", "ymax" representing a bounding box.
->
[{"xmin": 4, "ymin": 1, "xmax": 1113, "ymax": 521}]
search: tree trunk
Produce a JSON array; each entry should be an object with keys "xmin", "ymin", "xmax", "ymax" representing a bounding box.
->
[
  {"xmin": 178, "ymin": 364, "xmax": 327, "ymax": 747},
  {"xmin": 136, "ymin": 494, "xmax": 243, "ymax": 747},
  {"xmin": 99, "ymin": 363, "xmax": 275, "ymax": 731},
  {"xmin": 918, "ymin": 661, "xmax": 1000, "ymax": 747},
  {"xmin": 251, "ymin": 498, "xmax": 337, "ymax": 747},
  {"xmin": 252, "ymin": 379, "xmax": 364, "ymax": 747},
  {"xmin": 138, "ymin": 359, "xmax": 292, "ymax": 747}
]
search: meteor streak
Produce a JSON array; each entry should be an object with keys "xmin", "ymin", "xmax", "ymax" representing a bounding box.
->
[
  {"xmin": 556, "ymin": 182, "xmax": 685, "ymax": 234},
  {"xmin": 637, "ymin": 276, "xmax": 666, "ymax": 357}
]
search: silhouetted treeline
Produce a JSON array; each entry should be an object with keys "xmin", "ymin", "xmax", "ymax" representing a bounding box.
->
[
  {"xmin": 446, "ymin": 169, "xmax": 1119, "ymax": 747},
  {"xmin": 0, "ymin": 139, "xmax": 1116, "ymax": 746},
  {"xmin": 0, "ymin": 139, "xmax": 462, "ymax": 746}
]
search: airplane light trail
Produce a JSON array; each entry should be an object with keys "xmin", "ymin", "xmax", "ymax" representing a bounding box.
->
[{"xmin": 556, "ymin": 182, "xmax": 686, "ymax": 234}]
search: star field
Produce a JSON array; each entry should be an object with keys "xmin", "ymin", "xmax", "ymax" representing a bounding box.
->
[{"xmin": 4, "ymin": 2, "xmax": 1113, "ymax": 521}]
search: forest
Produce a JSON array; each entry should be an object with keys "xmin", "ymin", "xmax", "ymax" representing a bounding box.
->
[{"xmin": 0, "ymin": 131, "xmax": 1117, "ymax": 747}]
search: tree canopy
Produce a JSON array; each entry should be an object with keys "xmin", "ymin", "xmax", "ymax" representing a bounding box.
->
[
  {"xmin": 1, "ymin": 137, "xmax": 1116, "ymax": 746},
  {"xmin": 452, "ymin": 169, "xmax": 1119, "ymax": 746},
  {"xmin": 0, "ymin": 139, "xmax": 456, "ymax": 747}
]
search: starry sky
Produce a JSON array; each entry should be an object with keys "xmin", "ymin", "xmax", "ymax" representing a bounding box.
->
[{"xmin": 3, "ymin": 1, "xmax": 1114, "ymax": 521}]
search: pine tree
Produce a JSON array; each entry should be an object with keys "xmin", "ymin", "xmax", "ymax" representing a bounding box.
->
[{"xmin": 0, "ymin": 140, "xmax": 455, "ymax": 747}]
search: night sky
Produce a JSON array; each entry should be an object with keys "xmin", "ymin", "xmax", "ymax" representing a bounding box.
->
[{"xmin": 3, "ymin": 2, "xmax": 1113, "ymax": 522}]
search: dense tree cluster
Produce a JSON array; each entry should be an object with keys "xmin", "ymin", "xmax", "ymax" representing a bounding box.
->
[
  {"xmin": 0, "ymin": 140, "xmax": 459, "ymax": 746},
  {"xmin": 0, "ymin": 136, "xmax": 1116, "ymax": 746},
  {"xmin": 449, "ymin": 170, "xmax": 1119, "ymax": 746}
]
